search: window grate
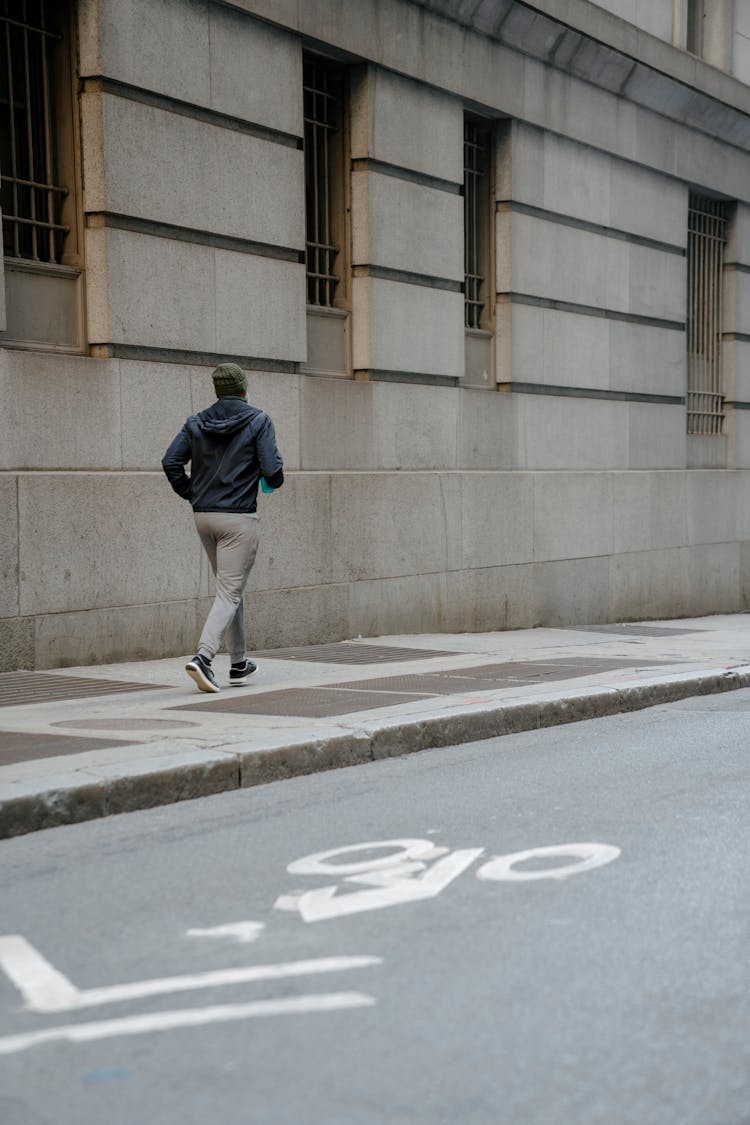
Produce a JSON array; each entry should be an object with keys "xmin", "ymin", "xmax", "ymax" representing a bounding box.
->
[
  {"xmin": 303, "ymin": 59, "xmax": 344, "ymax": 308},
  {"xmin": 687, "ymin": 194, "xmax": 727, "ymax": 436},
  {"xmin": 464, "ymin": 120, "xmax": 489, "ymax": 329},
  {"xmin": 0, "ymin": 0, "xmax": 69, "ymax": 263}
]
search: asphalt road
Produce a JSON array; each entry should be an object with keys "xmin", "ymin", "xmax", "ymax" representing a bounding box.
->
[{"xmin": 0, "ymin": 689, "xmax": 748, "ymax": 1125}]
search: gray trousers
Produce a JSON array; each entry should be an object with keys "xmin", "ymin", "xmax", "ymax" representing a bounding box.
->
[{"xmin": 194, "ymin": 511, "xmax": 260, "ymax": 663}]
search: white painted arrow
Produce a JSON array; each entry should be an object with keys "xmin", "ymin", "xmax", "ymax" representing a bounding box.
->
[{"xmin": 287, "ymin": 849, "xmax": 485, "ymax": 922}]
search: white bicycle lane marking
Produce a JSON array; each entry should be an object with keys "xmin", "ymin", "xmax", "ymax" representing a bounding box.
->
[
  {"xmin": 275, "ymin": 838, "xmax": 621, "ymax": 921},
  {"xmin": 0, "ymin": 837, "xmax": 620, "ymax": 1054}
]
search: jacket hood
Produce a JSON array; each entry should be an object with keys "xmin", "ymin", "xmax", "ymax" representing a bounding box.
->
[{"xmin": 194, "ymin": 399, "xmax": 254, "ymax": 438}]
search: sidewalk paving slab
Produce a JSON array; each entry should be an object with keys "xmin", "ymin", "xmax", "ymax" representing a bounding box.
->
[{"xmin": 1, "ymin": 614, "xmax": 749, "ymax": 838}]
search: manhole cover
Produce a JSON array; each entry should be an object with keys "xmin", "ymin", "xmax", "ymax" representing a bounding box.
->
[
  {"xmin": 252, "ymin": 643, "xmax": 460, "ymax": 664},
  {"xmin": 0, "ymin": 729, "xmax": 134, "ymax": 767},
  {"xmin": 52, "ymin": 718, "xmax": 197, "ymax": 731},
  {"xmin": 0, "ymin": 672, "xmax": 166, "ymax": 708}
]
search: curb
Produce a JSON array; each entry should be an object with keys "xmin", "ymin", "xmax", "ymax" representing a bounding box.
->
[{"xmin": 2, "ymin": 667, "xmax": 749, "ymax": 839}]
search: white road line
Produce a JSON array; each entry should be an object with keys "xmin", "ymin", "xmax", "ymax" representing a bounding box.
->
[
  {"xmin": 0, "ymin": 937, "xmax": 381, "ymax": 1013},
  {"xmin": 0, "ymin": 993, "xmax": 376, "ymax": 1056}
]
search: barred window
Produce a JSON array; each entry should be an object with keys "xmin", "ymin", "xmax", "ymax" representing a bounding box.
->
[
  {"xmin": 303, "ymin": 57, "xmax": 347, "ymax": 308},
  {"xmin": 464, "ymin": 118, "xmax": 492, "ymax": 330},
  {"xmin": 687, "ymin": 193, "xmax": 728, "ymax": 436},
  {"xmin": 1, "ymin": 0, "xmax": 69, "ymax": 264}
]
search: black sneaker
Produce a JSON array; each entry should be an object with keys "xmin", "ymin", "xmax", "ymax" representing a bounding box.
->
[
  {"xmin": 185, "ymin": 654, "xmax": 220, "ymax": 694},
  {"xmin": 229, "ymin": 659, "xmax": 257, "ymax": 685}
]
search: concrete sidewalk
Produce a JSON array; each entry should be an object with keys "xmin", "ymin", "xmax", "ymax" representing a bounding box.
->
[{"xmin": 2, "ymin": 613, "xmax": 750, "ymax": 838}]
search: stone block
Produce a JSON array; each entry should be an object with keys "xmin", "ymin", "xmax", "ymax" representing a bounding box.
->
[
  {"xmin": 444, "ymin": 563, "xmax": 535, "ymax": 632},
  {"xmin": 609, "ymin": 162, "xmax": 686, "ymax": 248},
  {"xmin": 0, "ymin": 615, "xmax": 34, "ymax": 671},
  {"xmin": 459, "ymin": 473, "xmax": 534, "ymax": 568},
  {"xmin": 627, "ymin": 402, "xmax": 686, "ymax": 469},
  {"xmin": 214, "ymin": 250, "xmax": 306, "ymax": 362},
  {"xmin": 541, "ymin": 132, "xmax": 610, "ymax": 228},
  {"xmin": 686, "ymin": 470, "xmax": 737, "ymax": 545},
  {"xmin": 533, "ymin": 473, "xmax": 614, "ymax": 561},
  {"xmin": 506, "ymin": 210, "xmax": 684, "ymax": 322},
  {"xmin": 612, "ymin": 469, "xmax": 689, "ymax": 554},
  {"xmin": 514, "ymin": 395, "xmax": 629, "ymax": 470},
  {"xmin": 352, "ymin": 68, "xmax": 463, "ymax": 184},
  {"xmin": 0, "ymin": 476, "xmax": 18, "ymax": 617},
  {"xmin": 649, "ymin": 471, "xmax": 689, "ymax": 549},
  {"xmin": 686, "ymin": 542, "xmax": 741, "ymax": 615},
  {"xmin": 0, "ymin": 351, "xmax": 122, "ymax": 471},
  {"xmin": 613, "ymin": 472, "xmax": 652, "ymax": 554},
  {"xmin": 628, "ymin": 242, "xmax": 686, "ymax": 322},
  {"xmin": 240, "ymin": 582, "xmax": 351, "ymax": 650},
  {"xmin": 352, "ymin": 277, "xmax": 463, "ymax": 377},
  {"xmin": 735, "ymin": 469, "xmax": 750, "ymax": 537},
  {"xmin": 95, "ymin": 228, "xmax": 306, "ymax": 359},
  {"xmin": 121, "ymin": 360, "xmax": 195, "ymax": 470},
  {"xmin": 351, "ymin": 171, "xmax": 463, "ymax": 281},
  {"xmin": 497, "ymin": 121, "xmax": 544, "ymax": 208},
  {"xmin": 725, "ymin": 203, "xmax": 750, "ymax": 266},
  {"xmin": 740, "ymin": 540, "xmax": 750, "ymax": 609},
  {"xmin": 608, "ymin": 546, "xmax": 689, "ymax": 622},
  {"xmin": 330, "ymin": 472, "xmax": 455, "ymax": 582},
  {"xmin": 18, "ymin": 473, "xmax": 200, "ymax": 615},
  {"xmin": 94, "ymin": 227, "xmax": 215, "ymax": 351},
  {"xmin": 300, "ymin": 376, "xmax": 459, "ymax": 471},
  {"xmin": 531, "ymin": 556, "xmax": 611, "ymax": 627},
  {"xmin": 348, "ymin": 573, "xmax": 450, "ymax": 637},
  {"xmin": 94, "ymin": 0, "xmax": 211, "ymax": 105},
  {"xmin": 506, "ymin": 213, "xmax": 629, "ymax": 312},
  {"xmin": 33, "ymin": 599, "xmax": 200, "ymax": 669},
  {"xmin": 248, "ymin": 474, "xmax": 332, "ymax": 591},
  {"xmin": 536, "ymin": 306, "xmax": 610, "ymax": 390},
  {"xmin": 730, "ymin": 411, "xmax": 750, "ymax": 470},
  {"xmin": 457, "ymin": 386, "xmax": 518, "ymax": 470},
  {"xmin": 99, "ymin": 94, "xmax": 305, "ymax": 248},
  {"xmin": 723, "ymin": 269, "xmax": 750, "ymax": 337},
  {"xmin": 208, "ymin": 6, "xmax": 302, "ymax": 136},
  {"xmin": 609, "ymin": 320, "xmax": 686, "ymax": 397}
]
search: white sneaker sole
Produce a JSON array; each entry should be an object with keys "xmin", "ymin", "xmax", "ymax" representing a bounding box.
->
[{"xmin": 185, "ymin": 661, "xmax": 220, "ymax": 693}]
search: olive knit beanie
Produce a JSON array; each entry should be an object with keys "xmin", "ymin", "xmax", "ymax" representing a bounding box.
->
[{"xmin": 212, "ymin": 362, "xmax": 248, "ymax": 398}]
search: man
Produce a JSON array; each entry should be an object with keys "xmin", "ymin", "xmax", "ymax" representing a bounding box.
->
[{"xmin": 162, "ymin": 363, "xmax": 284, "ymax": 693}]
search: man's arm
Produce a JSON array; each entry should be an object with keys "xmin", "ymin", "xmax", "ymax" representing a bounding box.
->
[
  {"xmin": 162, "ymin": 425, "xmax": 193, "ymax": 499},
  {"xmin": 256, "ymin": 416, "xmax": 284, "ymax": 489}
]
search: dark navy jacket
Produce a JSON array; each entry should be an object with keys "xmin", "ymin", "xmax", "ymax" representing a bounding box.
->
[{"xmin": 162, "ymin": 398, "xmax": 284, "ymax": 513}]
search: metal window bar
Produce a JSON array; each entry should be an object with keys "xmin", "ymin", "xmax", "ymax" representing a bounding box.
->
[
  {"xmin": 464, "ymin": 121, "xmax": 488, "ymax": 329},
  {"xmin": 687, "ymin": 194, "xmax": 727, "ymax": 436},
  {"xmin": 303, "ymin": 60, "xmax": 342, "ymax": 308},
  {"xmin": 0, "ymin": 0, "xmax": 68, "ymax": 263}
]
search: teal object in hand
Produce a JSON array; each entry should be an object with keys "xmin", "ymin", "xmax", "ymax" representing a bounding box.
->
[{"xmin": 260, "ymin": 477, "xmax": 275, "ymax": 494}]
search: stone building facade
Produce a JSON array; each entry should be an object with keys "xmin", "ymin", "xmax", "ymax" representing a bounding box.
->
[{"xmin": 2, "ymin": 0, "xmax": 750, "ymax": 670}]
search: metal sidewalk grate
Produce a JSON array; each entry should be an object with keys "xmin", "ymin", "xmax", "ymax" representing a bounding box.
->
[
  {"xmin": 173, "ymin": 687, "xmax": 431, "ymax": 718},
  {"xmin": 251, "ymin": 643, "xmax": 461, "ymax": 664},
  {"xmin": 566, "ymin": 625, "xmax": 699, "ymax": 638},
  {"xmin": 0, "ymin": 729, "xmax": 134, "ymax": 768},
  {"xmin": 0, "ymin": 672, "xmax": 166, "ymax": 708},
  {"xmin": 173, "ymin": 657, "xmax": 674, "ymax": 719}
]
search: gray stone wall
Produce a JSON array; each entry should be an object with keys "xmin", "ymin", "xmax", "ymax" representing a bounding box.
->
[{"xmin": 3, "ymin": 0, "xmax": 750, "ymax": 670}]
